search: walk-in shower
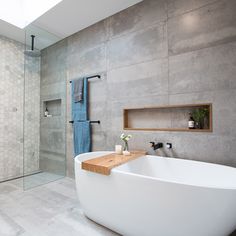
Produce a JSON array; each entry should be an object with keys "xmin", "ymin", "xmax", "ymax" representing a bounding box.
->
[{"xmin": 0, "ymin": 25, "xmax": 66, "ymax": 190}]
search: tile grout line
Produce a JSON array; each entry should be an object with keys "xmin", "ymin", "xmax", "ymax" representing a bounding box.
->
[{"xmin": 167, "ymin": 0, "xmax": 223, "ymax": 19}]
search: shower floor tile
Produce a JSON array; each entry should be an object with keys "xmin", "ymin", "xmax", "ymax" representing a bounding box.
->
[
  {"xmin": 23, "ymin": 172, "xmax": 64, "ymax": 190},
  {"xmin": 0, "ymin": 177, "xmax": 119, "ymax": 236}
]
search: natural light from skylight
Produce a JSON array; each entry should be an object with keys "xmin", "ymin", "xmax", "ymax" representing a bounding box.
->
[{"xmin": 0, "ymin": 0, "xmax": 62, "ymax": 28}]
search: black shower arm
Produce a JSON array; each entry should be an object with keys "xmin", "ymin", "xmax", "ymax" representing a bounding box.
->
[{"xmin": 31, "ymin": 35, "xmax": 35, "ymax": 51}]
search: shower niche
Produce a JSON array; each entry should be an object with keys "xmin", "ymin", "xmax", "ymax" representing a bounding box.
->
[
  {"xmin": 123, "ymin": 104, "xmax": 212, "ymax": 132},
  {"xmin": 43, "ymin": 99, "xmax": 62, "ymax": 117}
]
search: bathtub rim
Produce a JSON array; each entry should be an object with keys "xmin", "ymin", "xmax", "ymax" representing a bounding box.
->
[{"xmin": 75, "ymin": 151, "xmax": 236, "ymax": 191}]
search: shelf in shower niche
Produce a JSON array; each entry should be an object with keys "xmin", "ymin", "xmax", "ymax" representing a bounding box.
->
[
  {"xmin": 43, "ymin": 99, "xmax": 62, "ymax": 117},
  {"xmin": 82, "ymin": 150, "xmax": 147, "ymax": 175},
  {"xmin": 123, "ymin": 103, "xmax": 212, "ymax": 132}
]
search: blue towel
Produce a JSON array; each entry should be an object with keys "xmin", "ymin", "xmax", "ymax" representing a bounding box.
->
[
  {"xmin": 73, "ymin": 121, "xmax": 91, "ymax": 156},
  {"xmin": 71, "ymin": 78, "xmax": 91, "ymax": 156},
  {"xmin": 71, "ymin": 78, "xmax": 88, "ymax": 121}
]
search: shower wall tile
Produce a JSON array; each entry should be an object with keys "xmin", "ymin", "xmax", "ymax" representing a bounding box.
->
[
  {"xmin": 0, "ymin": 35, "xmax": 40, "ymax": 181},
  {"xmin": 40, "ymin": 39, "xmax": 67, "ymax": 176},
  {"xmin": 168, "ymin": 0, "xmax": 236, "ymax": 55},
  {"xmin": 41, "ymin": 40, "xmax": 67, "ymax": 85},
  {"xmin": 40, "ymin": 0, "xmax": 236, "ymax": 178}
]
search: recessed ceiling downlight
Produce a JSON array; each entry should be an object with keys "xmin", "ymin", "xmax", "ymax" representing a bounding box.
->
[{"xmin": 0, "ymin": 0, "xmax": 62, "ymax": 28}]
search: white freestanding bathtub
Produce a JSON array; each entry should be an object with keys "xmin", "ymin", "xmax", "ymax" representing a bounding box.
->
[{"xmin": 75, "ymin": 151, "xmax": 236, "ymax": 236}]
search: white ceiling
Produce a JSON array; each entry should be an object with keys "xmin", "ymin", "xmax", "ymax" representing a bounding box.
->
[{"xmin": 0, "ymin": 0, "xmax": 142, "ymax": 50}]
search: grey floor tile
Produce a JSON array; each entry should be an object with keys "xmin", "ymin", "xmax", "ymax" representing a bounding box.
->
[{"xmin": 0, "ymin": 177, "xmax": 118, "ymax": 236}]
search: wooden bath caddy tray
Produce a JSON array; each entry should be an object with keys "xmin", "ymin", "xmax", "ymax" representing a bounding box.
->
[{"xmin": 82, "ymin": 151, "xmax": 147, "ymax": 175}]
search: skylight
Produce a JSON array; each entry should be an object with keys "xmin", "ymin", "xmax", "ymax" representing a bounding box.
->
[{"xmin": 0, "ymin": 0, "xmax": 62, "ymax": 28}]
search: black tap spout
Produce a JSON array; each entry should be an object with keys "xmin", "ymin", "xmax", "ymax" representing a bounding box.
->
[{"xmin": 150, "ymin": 142, "xmax": 163, "ymax": 150}]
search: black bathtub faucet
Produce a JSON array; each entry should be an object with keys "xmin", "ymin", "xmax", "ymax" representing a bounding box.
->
[{"xmin": 150, "ymin": 142, "xmax": 163, "ymax": 150}]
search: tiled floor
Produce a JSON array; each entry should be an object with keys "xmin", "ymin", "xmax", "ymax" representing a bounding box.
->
[
  {"xmin": 0, "ymin": 177, "xmax": 118, "ymax": 236},
  {"xmin": 23, "ymin": 172, "xmax": 64, "ymax": 190}
]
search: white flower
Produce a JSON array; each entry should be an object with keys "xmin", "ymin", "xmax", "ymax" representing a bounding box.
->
[{"xmin": 120, "ymin": 133, "xmax": 132, "ymax": 141}]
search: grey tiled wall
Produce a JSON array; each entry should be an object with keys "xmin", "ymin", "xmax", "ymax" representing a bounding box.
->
[
  {"xmin": 40, "ymin": 0, "xmax": 236, "ymax": 178},
  {"xmin": 0, "ymin": 36, "xmax": 40, "ymax": 181},
  {"xmin": 40, "ymin": 40, "xmax": 67, "ymax": 176}
]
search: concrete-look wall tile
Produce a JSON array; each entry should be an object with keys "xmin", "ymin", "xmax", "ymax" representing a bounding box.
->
[
  {"xmin": 107, "ymin": 59, "xmax": 168, "ymax": 101},
  {"xmin": 67, "ymin": 44, "xmax": 106, "ymax": 79},
  {"xmin": 167, "ymin": 0, "xmax": 217, "ymax": 17},
  {"xmin": 88, "ymin": 77, "xmax": 107, "ymax": 103},
  {"xmin": 169, "ymin": 89, "xmax": 236, "ymax": 137},
  {"xmin": 40, "ymin": 82, "xmax": 66, "ymax": 98},
  {"xmin": 108, "ymin": 23, "xmax": 167, "ymax": 70},
  {"xmin": 169, "ymin": 42, "xmax": 236, "ymax": 94},
  {"xmin": 109, "ymin": 0, "xmax": 167, "ymax": 38},
  {"xmin": 107, "ymin": 95, "xmax": 169, "ymax": 133},
  {"xmin": 66, "ymin": 125, "xmax": 74, "ymax": 178},
  {"xmin": 68, "ymin": 20, "xmax": 108, "ymax": 56},
  {"xmin": 39, "ymin": 0, "xmax": 236, "ymax": 178},
  {"xmin": 163, "ymin": 134, "xmax": 236, "ymax": 166},
  {"xmin": 41, "ymin": 39, "xmax": 67, "ymax": 85},
  {"xmin": 91, "ymin": 131, "xmax": 107, "ymax": 151},
  {"xmin": 168, "ymin": 0, "xmax": 236, "ymax": 55}
]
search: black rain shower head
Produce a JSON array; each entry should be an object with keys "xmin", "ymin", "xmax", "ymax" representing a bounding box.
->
[{"xmin": 24, "ymin": 35, "xmax": 41, "ymax": 57}]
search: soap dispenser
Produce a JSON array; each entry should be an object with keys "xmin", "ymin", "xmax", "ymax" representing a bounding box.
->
[{"xmin": 45, "ymin": 107, "xmax": 49, "ymax": 117}]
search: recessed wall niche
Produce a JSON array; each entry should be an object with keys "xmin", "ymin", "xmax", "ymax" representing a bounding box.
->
[
  {"xmin": 123, "ymin": 104, "xmax": 212, "ymax": 132},
  {"xmin": 43, "ymin": 99, "xmax": 62, "ymax": 117}
]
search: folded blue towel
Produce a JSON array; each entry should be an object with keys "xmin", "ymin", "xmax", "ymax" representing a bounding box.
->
[
  {"xmin": 73, "ymin": 121, "xmax": 91, "ymax": 156},
  {"xmin": 71, "ymin": 78, "xmax": 88, "ymax": 121}
]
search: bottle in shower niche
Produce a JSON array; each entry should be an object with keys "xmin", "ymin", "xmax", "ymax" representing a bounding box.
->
[
  {"xmin": 45, "ymin": 107, "xmax": 49, "ymax": 117},
  {"xmin": 188, "ymin": 113, "xmax": 195, "ymax": 129}
]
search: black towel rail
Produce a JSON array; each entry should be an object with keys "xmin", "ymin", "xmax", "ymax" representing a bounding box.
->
[
  {"xmin": 70, "ymin": 75, "xmax": 101, "ymax": 83},
  {"xmin": 69, "ymin": 120, "xmax": 100, "ymax": 124}
]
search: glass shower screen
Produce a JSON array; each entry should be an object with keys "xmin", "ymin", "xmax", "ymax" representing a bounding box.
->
[{"xmin": 23, "ymin": 26, "xmax": 66, "ymax": 190}]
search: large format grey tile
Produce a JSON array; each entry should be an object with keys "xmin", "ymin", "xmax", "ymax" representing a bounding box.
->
[
  {"xmin": 169, "ymin": 41, "xmax": 236, "ymax": 94},
  {"xmin": 108, "ymin": 23, "xmax": 167, "ymax": 70},
  {"xmin": 169, "ymin": 89, "xmax": 236, "ymax": 137},
  {"xmin": 168, "ymin": 0, "xmax": 236, "ymax": 55},
  {"xmin": 0, "ymin": 178, "xmax": 118, "ymax": 236},
  {"xmin": 167, "ymin": 0, "xmax": 217, "ymax": 17},
  {"xmin": 107, "ymin": 94, "xmax": 169, "ymax": 134},
  {"xmin": 107, "ymin": 58, "xmax": 168, "ymax": 100},
  {"xmin": 41, "ymin": 40, "xmax": 67, "ymax": 85},
  {"xmin": 67, "ymin": 44, "xmax": 106, "ymax": 79},
  {"xmin": 68, "ymin": 20, "xmax": 108, "ymax": 56},
  {"xmin": 109, "ymin": 0, "xmax": 167, "ymax": 38},
  {"xmin": 0, "ymin": 211, "xmax": 25, "ymax": 236}
]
